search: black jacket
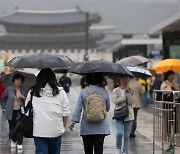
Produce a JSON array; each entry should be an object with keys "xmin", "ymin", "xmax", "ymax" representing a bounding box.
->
[{"xmin": 59, "ymin": 76, "xmax": 71, "ymax": 93}]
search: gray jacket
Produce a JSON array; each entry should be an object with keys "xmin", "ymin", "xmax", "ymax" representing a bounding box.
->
[
  {"xmin": 2, "ymin": 85, "xmax": 27, "ymax": 120},
  {"xmin": 112, "ymin": 87, "xmax": 134, "ymax": 121}
]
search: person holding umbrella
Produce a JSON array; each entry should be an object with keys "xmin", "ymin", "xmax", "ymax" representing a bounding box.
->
[
  {"xmin": 129, "ymin": 77, "xmax": 144, "ymax": 138},
  {"xmin": 2, "ymin": 73, "xmax": 27, "ymax": 150},
  {"xmin": 69, "ymin": 73, "xmax": 110, "ymax": 154},
  {"xmin": 25, "ymin": 69, "xmax": 70, "ymax": 154}
]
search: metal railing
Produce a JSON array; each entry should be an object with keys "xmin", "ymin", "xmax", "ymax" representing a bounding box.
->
[{"xmin": 153, "ymin": 90, "xmax": 180, "ymax": 154}]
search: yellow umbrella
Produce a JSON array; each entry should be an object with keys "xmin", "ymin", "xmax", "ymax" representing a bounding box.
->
[{"xmin": 152, "ymin": 59, "xmax": 180, "ymax": 72}]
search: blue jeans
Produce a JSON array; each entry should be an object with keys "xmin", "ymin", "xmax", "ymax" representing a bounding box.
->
[
  {"xmin": 115, "ymin": 120, "xmax": 133, "ymax": 154},
  {"xmin": 141, "ymin": 91, "xmax": 151, "ymax": 108},
  {"xmin": 1, "ymin": 101, "xmax": 5, "ymax": 110},
  {"xmin": 34, "ymin": 136, "xmax": 62, "ymax": 154}
]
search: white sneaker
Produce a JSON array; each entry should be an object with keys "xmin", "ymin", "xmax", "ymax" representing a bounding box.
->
[
  {"xmin": 11, "ymin": 141, "xmax": 16, "ymax": 148},
  {"xmin": 17, "ymin": 144, "xmax": 23, "ymax": 150},
  {"xmin": 116, "ymin": 149, "xmax": 122, "ymax": 154}
]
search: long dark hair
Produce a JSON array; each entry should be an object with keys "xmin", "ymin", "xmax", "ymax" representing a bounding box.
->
[
  {"xmin": 86, "ymin": 73, "xmax": 104, "ymax": 87},
  {"xmin": 31, "ymin": 68, "xmax": 59, "ymax": 97}
]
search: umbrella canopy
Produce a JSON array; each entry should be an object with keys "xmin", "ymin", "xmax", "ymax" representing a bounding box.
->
[
  {"xmin": 152, "ymin": 59, "xmax": 180, "ymax": 72},
  {"xmin": 3, "ymin": 71, "xmax": 36, "ymax": 91},
  {"xmin": 117, "ymin": 55, "xmax": 150, "ymax": 66},
  {"xmin": 53, "ymin": 67, "xmax": 71, "ymax": 74},
  {"xmin": 6, "ymin": 53, "xmax": 75, "ymax": 69},
  {"xmin": 69, "ymin": 60, "xmax": 133, "ymax": 76},
  {"xmin": 122, "ymin": 64, "xmax": 152, "ymax": 78}
]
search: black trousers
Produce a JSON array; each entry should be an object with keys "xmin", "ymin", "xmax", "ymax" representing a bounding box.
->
[
  {"xmin": 131, "ymin": 108, "xmax": 139, "ymax": 135},
  {"xmin": 8, "ymin": 110, "xmax": 23, "ymax": 145},
  {"xmin": 82, "ymin": 135, "xmax": 105, "ymax": 154}
]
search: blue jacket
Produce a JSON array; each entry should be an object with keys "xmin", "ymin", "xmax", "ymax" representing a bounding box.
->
[
  {"xmin": 2, "ymin": 85, "xmax": 27, "ymax": 120},
  {"xmin": 71, "ymin": 85, "xmax": 110, "ymax": 136}
]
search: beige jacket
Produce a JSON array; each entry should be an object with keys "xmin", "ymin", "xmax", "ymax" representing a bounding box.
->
[
  {"xmin": 112, "ymin": 87, "xmax": 134, "ymax": 121},
  {"xmin": 129, "ymin": 78, "xmax": 144, "ymax": 108}
]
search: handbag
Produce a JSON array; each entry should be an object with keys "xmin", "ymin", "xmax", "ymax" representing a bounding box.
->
[
  {"xmin": 113, "ymin": 103, "xmax": 129, "ymax": 120},
  {"xmin": 20, "ymin": 93, "xmax": 33, "ymax": 138}
]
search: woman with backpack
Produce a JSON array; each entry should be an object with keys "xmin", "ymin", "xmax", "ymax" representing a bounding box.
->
[
  {"xmin": 25, "ymin": 69, "xmax": 70, "ymax": 154},
  {"xmin": 69, "ymin": 73, "xmax": 110, "ymax": 154},
  {"xmin": 112, "ymin": 76, "xmax": 134, "ymax": 154}
]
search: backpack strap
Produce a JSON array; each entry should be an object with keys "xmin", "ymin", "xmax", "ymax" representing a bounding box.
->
[
  {"xmin": 85, "ymin": 87, "xmax": 93, "ymax": 95},
  {"xmin": 98, "ymin": 88, "xmax": 104, "ymax": 96},
  {"xmin": 86, "ymin": 87, "xmax": 103, "ymax": 96}
]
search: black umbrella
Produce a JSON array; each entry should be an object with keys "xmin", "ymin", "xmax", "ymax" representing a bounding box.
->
[
  {"xmin": 53, "ymin": 67, "xmax": 71, "ymax": 74},
  {"xmin": 6, "ymin": 53, "xmax": 75, "ymax": 69},
  {"xmin": 69, "ymin": 60, "xmax": 133, "ymax": 76},
  {"xmin": 3, "ymin": 71, "xmax": 36, "ymax": 91}
]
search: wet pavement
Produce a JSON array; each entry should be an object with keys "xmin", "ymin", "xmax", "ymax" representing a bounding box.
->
[{"xmin": 0, "ymin": 86, "xmax": 161, "ymax": 154}]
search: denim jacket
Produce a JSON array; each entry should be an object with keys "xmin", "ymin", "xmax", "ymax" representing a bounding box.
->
[
  {"xmin": 71, "ymin": 85, "xmax": 110, "ymax": 136},
  {"xmin": 2, "ymin": 85, "xmax": 27, "ymax": 120}
]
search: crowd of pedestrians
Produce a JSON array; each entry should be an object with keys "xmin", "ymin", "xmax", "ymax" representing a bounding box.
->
[{"xmin": 0, "ymin": 68, "xmax": 179, "ymax": 154}]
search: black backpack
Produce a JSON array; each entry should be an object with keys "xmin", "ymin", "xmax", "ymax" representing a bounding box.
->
[{"xmin": 20, "ymin": 93, "xmax": 33, "ymax": 138}]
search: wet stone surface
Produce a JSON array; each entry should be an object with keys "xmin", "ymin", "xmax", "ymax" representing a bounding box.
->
[{"xmin": 0, "ymin": 86, "xmax": 161, "ymax": 154}]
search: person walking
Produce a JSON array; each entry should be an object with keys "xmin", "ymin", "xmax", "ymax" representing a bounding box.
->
[
  {"xmin": 2, "ymin": 73, "xmax": 27, "ymax": 150},
  {"xmin": 0, "ymin": 72, "xmax": 6, "ymax": 112},
  {"xmin": 25, "ymin": 69, "xmax": 70, "ymax": 154},
  {"xmin": 139, "ymin": 77, "xmax": 151, "ymax": 108},
  {"xmin": 69, "ymin": 73, "xmax": 110, "ymax": 154},
  {"xmin": 129, "ymin": 77, "xmax": 144, "ymax": 138},
  {"xmin": 152, "ymin": 73, "xmax": 163, "ymax": 101},
  {"xmin": 112, "ymin": 76, "xmax": 134, "ymax": 154},
  {"xmin": 59, "ymin": 72, "xmax": 71, "ymax": 96}
]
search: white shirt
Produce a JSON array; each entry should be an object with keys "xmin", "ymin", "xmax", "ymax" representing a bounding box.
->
[{"xmin": 25, "ymin": 84, "xmax": 70, "ymax": 138}]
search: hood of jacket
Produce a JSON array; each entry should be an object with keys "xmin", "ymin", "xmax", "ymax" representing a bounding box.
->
[{"xmin": 41, "ymin": 84, "xmax": 63, "ymax": 97}]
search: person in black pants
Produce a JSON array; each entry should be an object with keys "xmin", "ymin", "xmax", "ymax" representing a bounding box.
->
[
  {"xmin": 69, "ymin": 73, "xmax": 110, "ymax": 154},
  {"xmin": 129, "ymin": 77, "xmax": 144, "ymax": 138},
  {"xmin": 2, "ymin": 73, "xmax": 27, "ymax": 150},
  {"xmin": 82, "ymin": 135, "xmax": 105, "ymax": 154},
  {"xmin": 8, "ymin": 111, "xmax": 23, "ymax": 145}
]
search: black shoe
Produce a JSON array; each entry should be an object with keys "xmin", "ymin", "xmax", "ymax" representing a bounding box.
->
[{"xmin": 130, "ymin": 134, "xmax": 136, "ymax": 138}]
